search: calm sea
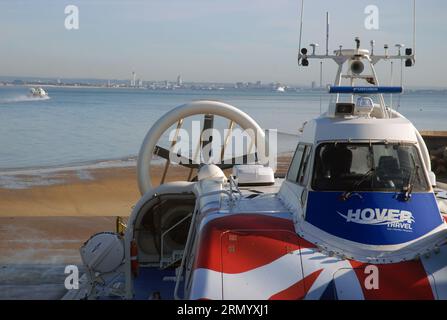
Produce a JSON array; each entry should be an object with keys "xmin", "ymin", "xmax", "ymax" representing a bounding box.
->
[{"xmin": 0, "ymin": 85, "xmax": 445, "ymax": 170}]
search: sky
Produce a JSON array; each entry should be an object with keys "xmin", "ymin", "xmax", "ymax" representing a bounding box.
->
[{"xmin": 0, "ymin": 0, "xmax": 446, "ymax": 87}]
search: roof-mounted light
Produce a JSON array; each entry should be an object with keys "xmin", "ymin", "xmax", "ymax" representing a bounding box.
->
[
  {"xmin": 350, "ymin": 60, "xmax": 365, "ymax": 75},
  {"xmin": 355, "ymin": 37, "xmax": 360, "ymax": 50},
  {"xmin": 405, "ymin": 48, "xmax": 414, "ymax": 66},
  {"xmin": 395, "ymin": 44, "xmax": 405, "ymax": 56},
  {"xmin": 309, "ymin": 43, "xmax": 319, "ymax": 55},
  {"xmin": 355, "ymin": 96, "xmax": 374, "ymax": 116},
  {"xmin": 335, "ymin": 103, "xmax": 355, "ymax": 116},
  {"xmin": 370, "ymin": 40, "xmax": 375, "ymax": 55}
]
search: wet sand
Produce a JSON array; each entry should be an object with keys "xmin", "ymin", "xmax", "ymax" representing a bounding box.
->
[
  {"xmin": 0, "ymin": 216, "xmax": 116, "ymax": 264},
  {"xmin": 0, "ymin": 217, "xmax": 114, "ymax": 299},
  {"xmin": 0, "ymin": 166, "xmax": 140, "ymax": 217}
]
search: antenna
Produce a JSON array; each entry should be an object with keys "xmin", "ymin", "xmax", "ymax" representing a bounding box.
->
[
  {"xmin": 320, "ymin": 61, "xmax": 323, "ymax": 88},
  {"xmin": 297, "ymin": 0, "xmax": 305, "ymax": 65},
  {"xmin": 319, "ymin": 61, "xmax": 323, "ymax": 114},
  {"xmin": 326, "ymin": 12, "xmax": 330, "ymax": 56},
  {"xmin": 390, "ymin": 61, "xmax": 394, "ymax": 109},
  {"xmin": 413, "ymin": 0, "xmax": 416, "ymax": 56},
  {"xmin": 355, "ymin": 37, "xmax": 360, "ymax": 50}
]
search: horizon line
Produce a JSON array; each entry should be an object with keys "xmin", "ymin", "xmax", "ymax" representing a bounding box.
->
[{"xmin": 1, "ymin": 74, "xmax": 447, "ymax": 90}]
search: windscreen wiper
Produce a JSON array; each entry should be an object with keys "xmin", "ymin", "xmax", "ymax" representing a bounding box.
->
[
  {"xmin": 339, "ymin": 168, "xmax": 375, "ymax": 201},
  {"xmin": 402, "ymin": 153, "xmax": 419, "ymax": 201},
  {"xmin": 401, "ymin": 155, "xmax": 419, "ymax": 201}
]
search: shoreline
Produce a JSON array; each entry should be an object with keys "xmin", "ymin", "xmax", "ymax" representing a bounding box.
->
[
  {"xmin": 0, "ymin": 154, "xmax": 293, "ymax": 217},
  {"xmin": 0, "ymin": 151, "xmax": 294, "ymax": 189},
  {"xmin": 0, "ymin": 155, "xmax": 138, "ymax": 174},
  {"xmin": 0, "ymin": 131, "xmax": 443, "ymax": 177}
]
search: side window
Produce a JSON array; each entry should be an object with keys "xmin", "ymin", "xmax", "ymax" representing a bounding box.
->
[
  {"xmin": 287, "ymin": 144, "xmax": 305, "ymax": 182},
  {"xmin": 298, "ymin": 146, "xmax": 312, "ymax": 185},
  {"xmin": 287, "ymin": 144, "xmax": 312, "ymax": 185}
]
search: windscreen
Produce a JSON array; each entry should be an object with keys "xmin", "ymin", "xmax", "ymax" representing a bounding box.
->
[{"xmin": 312, "ymin": 142, "xmax": 429, "ymax": 192}]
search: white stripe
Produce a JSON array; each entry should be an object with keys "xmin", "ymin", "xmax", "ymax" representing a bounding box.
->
[
  {"xmin": 421, "ymin": 245, "xmax": 447, "ymax": 299},
  {"xmin": 190, "ymin": 247, "xmax": 366, "ymax": 300},
  {"xmin": 300, "ymin": 248, "xmax": 364, "ymax": 300},
  {"xmin": 190, "ymin": 250, "xmax": 303, "ymax": 300}
]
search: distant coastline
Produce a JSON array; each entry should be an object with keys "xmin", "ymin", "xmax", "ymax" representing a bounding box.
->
[
  {"xmin": 0, "ymin": 81, "xmax": 322, "ymax": 92},
  {"xmin": 1, "ymin": 78, "xmax": 446, "ymax": 92}
]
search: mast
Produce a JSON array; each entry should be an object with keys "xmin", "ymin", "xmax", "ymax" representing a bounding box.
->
[
  {"xmin": 413, "ymin": 0, "xmax": 417, "ymax": 57},
  {"xmin": 325, "ymin": 12, "xmax": 329, "ymax": 56},
  {"xmin": 297, "ymin": 4, "xmax": 416, "ymax": 118},
  {"xmin": 297, "ymin": 0, "xmax": 305, "ymax": 66}
]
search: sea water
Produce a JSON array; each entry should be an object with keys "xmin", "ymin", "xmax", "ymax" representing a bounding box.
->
[{"xmin": 0, "ymin": 85, "xmax": 445, "ymax": 171}]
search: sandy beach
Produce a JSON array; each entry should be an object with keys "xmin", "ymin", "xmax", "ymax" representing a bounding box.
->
[
  {"xmin": 0, "ymin": 155, "xmax": 292, "ymax": 265},
  {"xmin": 0, "ymin": 166, "xmax": 140, "ymax": 217}
]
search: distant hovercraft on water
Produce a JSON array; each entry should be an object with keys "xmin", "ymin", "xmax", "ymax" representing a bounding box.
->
[{"xmin": 28, "ymin": 87, "xmax": 48, "ymax": 98}]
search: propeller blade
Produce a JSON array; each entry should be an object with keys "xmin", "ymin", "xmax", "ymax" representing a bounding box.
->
[
  {"xmin": 217, "ymin": 152, "xmax": 259, "ymax": 169},
  {"xmin": 154, "ymin": 145, "xmax": 200, "ymax": 169},
  {"xmin": 154, "ymin": 146, "xmax": 259, "ymax": 171},
  {"xmin": 201, "ymin": 114, "xmax": 214, "ymax": 163}
]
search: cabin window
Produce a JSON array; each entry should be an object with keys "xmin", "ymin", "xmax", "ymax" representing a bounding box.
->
[
  {"xmin": 298, "ymin": 145, "xmax": 312, "ymax": 185},
  {"xmin": 311, "ymin": 142, "xmax": 429, "ymax": 192},
  {"xmin": 287, "ymin": 143, "xmax": 312, "ymax": 185},
  {"xmin": 287, "ymin": 144, "xmax": 304, "ymax": 182}
]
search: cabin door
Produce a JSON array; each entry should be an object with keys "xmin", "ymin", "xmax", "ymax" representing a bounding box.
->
[
  {"xmin": 284, "ymin": 143, "xmax": 313, "ymax": 214},
  {"xmin": 220, "ymin": 228, "xmax": 304, "ymax": 299}
]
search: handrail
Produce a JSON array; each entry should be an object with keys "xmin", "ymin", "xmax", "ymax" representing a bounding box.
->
[
  {"xmin": 173, "ymin": 202, "xmax": 198, "ymax": 300},
  {"xmin": 173, "ymin": 188, "xmax": 239, "ymax": 299},
  {"xmin": 159, "ymin": 212, "xmax": 192, "ymax": 269}
]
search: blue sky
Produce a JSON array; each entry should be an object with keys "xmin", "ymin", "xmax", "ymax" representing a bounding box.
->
[{"xmin": 0, "ymin": 0, "xmax": 446, "ymax": 87}]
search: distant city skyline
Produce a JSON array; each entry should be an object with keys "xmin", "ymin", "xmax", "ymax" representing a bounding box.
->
[
  {"xmin": 1, "ymin": 1, "xmax": 447, "ymax": 87},
  {"xmin": 0, "ymin": 74, "xmax": 311, "ymax": 89}
]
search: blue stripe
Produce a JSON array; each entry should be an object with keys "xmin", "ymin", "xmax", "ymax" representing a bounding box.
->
[{"xmin": 329, "ymin": 86, "xmax": 403, "ymax": 94}]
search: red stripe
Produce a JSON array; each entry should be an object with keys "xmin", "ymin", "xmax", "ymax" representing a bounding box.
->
[
  {"xmin": 194, "ymin": 214, "xmax": 315, "ymax": 274},
  {"xmin": 269, "ymin": 269, "xmax": 323, "ymax": 300},
  {"xmin": 350, "ymin": 260, "xmax": 434, "ymax": 300}
]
